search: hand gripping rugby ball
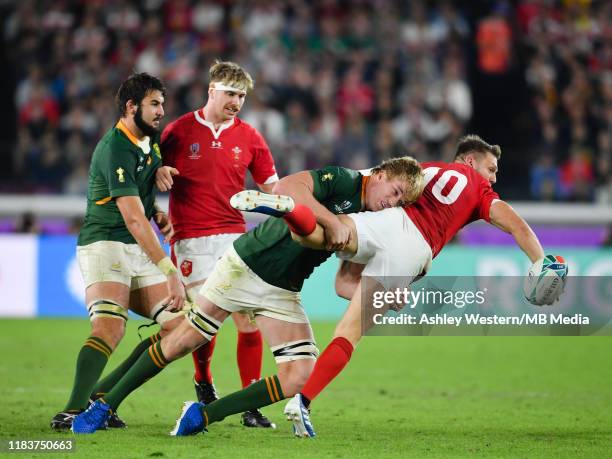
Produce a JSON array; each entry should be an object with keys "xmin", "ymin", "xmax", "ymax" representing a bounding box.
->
[{"xmin": 523, "ymin": 255, "xmax": 568, "ymax": 306}]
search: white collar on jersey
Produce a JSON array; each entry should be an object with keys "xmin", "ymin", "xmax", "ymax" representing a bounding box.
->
[
  {"xmin": 137, "ymin": 136, "xmax": 151, "ymax": 154},
  {"xmin": 194, "ymin": 109, "xmax": 235, "ymax": 140}
]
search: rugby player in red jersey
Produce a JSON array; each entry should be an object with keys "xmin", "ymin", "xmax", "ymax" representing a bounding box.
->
[
  {"xmin": 267, "ymin": 135, "xmax": 552, "ymax": 437},
  {"xmin": 156, "ymin": 60, "xmax": 279, "ymax": 428}
]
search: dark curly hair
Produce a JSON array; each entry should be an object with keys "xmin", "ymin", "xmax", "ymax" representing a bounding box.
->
[{"xmin": 115, "ymin": 73, "xmax": 166, "ymax": 117}]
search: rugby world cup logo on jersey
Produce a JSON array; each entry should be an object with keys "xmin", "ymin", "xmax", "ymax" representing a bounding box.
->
[
  {"xmin": 189, "ymin": 143, "xmax": 201, "ymax": 159},
  {"xmin": 333, "ymin": 201, "xmax": 352, "ymax": 213}
]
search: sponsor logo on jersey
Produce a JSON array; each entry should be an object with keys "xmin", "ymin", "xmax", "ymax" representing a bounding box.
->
[
  {"xmin": 322, "ymin": 173, "xmax": 334, "ymax": 181},
  {"xmin": 137, "ymin": 165, "xmax": 144, "ymax": 172},
  {"xmin": 232, "ymin": 146, "xmax": 242, "ymax": 161},
  {"xmin": 189, "ymin": 143, "xmax": 201, "ymax": 159},
  {"xmin": 116, "ymin": 167, "xmax": 125, "ymax": 183},
  {"xmin": 180, "ymin": 260, "xmax": 193, "ymax": 277},
  {"xmin": 333, "ymin": 200, "xmax": 352, "ymax": 213},
  {"xmin": 153, "ymin": 143, "xmax": 161, "ymax": 159},
  {"xmin": 211, "ymin": 140, "xmax": 222, "ymax": 149}
]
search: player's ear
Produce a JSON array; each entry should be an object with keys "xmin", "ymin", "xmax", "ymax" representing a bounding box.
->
[{"xmin": 126, "ymin": 99, "xmax": 137, "ymax": 116}]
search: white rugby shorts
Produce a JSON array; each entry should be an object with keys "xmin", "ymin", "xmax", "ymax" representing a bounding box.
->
[
  {"xmin": 173, "ymin": 233, "xmax": 242, "ymax": 287},
  {"xmin": 338, "ymin": 207, "xmax": 433, "ymax": 289},
  {"xmin": 77, "ymin": 240, "xmax": 166, "ymax": 290},
  {"xmin": 200, "ymin": 246, "xmax": 309, "ymax": 324}
]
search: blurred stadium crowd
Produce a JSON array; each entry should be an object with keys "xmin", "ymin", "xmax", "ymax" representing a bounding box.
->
[{"xmin": 4, "ymin": 0, "xmax": 611, "ymax": 203}]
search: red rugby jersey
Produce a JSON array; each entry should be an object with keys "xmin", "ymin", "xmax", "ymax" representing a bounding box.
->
[
  {"xmin": 405, "ymin": 161, "xmax": 500, "ymax": 258},
  {"xmin": 161, "ymin": 110, "xmax": 278, "ymax": 241}
]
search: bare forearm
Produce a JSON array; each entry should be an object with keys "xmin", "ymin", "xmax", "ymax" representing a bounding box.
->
[
  {"xmin": 117, "ymin": 196, "xmax": 168, "ymax": 265},
  {"xmin": 490, "ymin": 201, "xmax": 544, "ymax": 263},
  {"xmin": 290, "ymin": 215, "xmax": 358, "ymax": 253},
  {"xmin": 126, "ymin": 216, "xmax": 168, "ymax": 264},
  {"xmin": 291, "ymin": 223, "xmax": 327, "ymax": 249},
  {"xmin": 511, "ymin": 224, "xmax": 544, "ymax": 263}
]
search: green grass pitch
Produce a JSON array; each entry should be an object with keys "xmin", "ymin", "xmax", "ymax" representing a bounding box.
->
[{"xmin": 1, "ymin": 319, "xmax": 610, "ymax": 458}]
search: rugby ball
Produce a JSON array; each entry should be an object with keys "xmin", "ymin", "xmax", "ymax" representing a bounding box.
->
[{"xmin": 523, "ymin": 255, "xmax": 568, "ymax": 306}]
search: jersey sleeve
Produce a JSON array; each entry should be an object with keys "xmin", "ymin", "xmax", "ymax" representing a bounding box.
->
[
  {"xmin": 160, "ymin": 122, "xmax": 178, "ymax": 168},
  {"xmin": 248, "ymin": 128, "xmax": 278, "ymax": 185},
  {"xmin": 310, "ymin": 166, "xmax": 353, "ymax": 201},
  {"xmin": 476, "ymin": 181, "xmax": 500, "ymax": 222},
  {"xmin": 102, "ymin": 145, "xmax": 139, "ymax": 198}
]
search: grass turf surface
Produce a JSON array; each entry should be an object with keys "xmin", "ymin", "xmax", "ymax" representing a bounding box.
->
[{"xmin": 0, "ymin": 319, "xmax": 610, "ymax": 458}]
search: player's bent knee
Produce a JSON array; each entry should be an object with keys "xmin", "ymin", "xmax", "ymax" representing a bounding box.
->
[
  {"xmin": 159, "ymin": 326, "xmax": 196, "ymax": 361},
  {"xmin": 89, "ymin": 299, "xmax": 128, "ymax": 349},
  {"xmin": 271, "ymin": 339, "xmax": 319, "ymax": 364},
  {"xmin": 150, "ymin": 299, "xmax": 188, "ymax": 328},
  {"xmin": 160, "ymin": 306, "xmax": 221, "ymax": 359},
  {"xmin": 272, "ymin": 340, "xmax": 319, "ymax": 396},
  {"xmin": 186, "ymin": 305, "xmax": 222, "ymax": 342},
  {"xmin": 158, "ymin": 315, "xmax": 184, "ymax": 336},
  {"xmin": 88, "ymin": 299, "xmax": 129, "ymax": 323},
  {"xmin": 232, "ymin": 312, "xmax": 258, "ymax": 333}
]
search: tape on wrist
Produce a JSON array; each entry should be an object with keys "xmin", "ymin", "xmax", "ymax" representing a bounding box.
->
[{"xmin": 157, "ymin": 257, "xmax": 177, "ymax": 276}]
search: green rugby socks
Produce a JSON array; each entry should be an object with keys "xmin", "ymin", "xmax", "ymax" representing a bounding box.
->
[
  {"xmin": 64, "ymin": 336, "xmax": 113, "ymax": 411},
  {"xmin": 92, "ymin": 333, "xmax": 161, "ymax": 397},
  {"xmin": 203, "ymin": 375, "xmax": 284, "ymax": 426},
  {"xmin": 102, "ymin": 341, "xmax": 169, "ymax": 410}
]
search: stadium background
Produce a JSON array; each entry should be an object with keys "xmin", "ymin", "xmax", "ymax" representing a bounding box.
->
[
  {"xmin": 0, "ymin": 0, "xmax": 610, "ymax": 318},
  {"xmin": 0, "ymin": 1, "xmax": 610, "ymax": 457}
]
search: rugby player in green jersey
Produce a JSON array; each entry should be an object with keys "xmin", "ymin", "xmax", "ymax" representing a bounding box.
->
[
  {"xmin": 71, "ymin": 157, "xmax": 424, "ymax": 434},
  {"xmin": 51, "ymin": 73, "xmax": 186, "ymax": 431}
]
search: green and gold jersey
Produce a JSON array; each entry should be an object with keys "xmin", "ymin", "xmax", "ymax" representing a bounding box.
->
[
  {"xmin": 234, "ymin": 166, "xmax": 366, "ymax": 292},
  {"xmin": 78, "ymin": 121, "xmax": 162, "ymax": 246}
]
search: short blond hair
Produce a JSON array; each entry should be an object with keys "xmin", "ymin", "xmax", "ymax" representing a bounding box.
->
[
  {"xmin": 209, "ymin": 60, "xmax": 254, "ymax": 92},
  {"xmin": 371, "ymin": 156, "xmax": 424, "ymax": 204}
]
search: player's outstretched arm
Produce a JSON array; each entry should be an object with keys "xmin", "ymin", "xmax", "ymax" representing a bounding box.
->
[
  {"xmin": 116, "ymin": 196, "xmax": 185, "ymax": 311},
  {"xmin": 489, "ymin": 200, "xmax": 544, "ymax": 263}
]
